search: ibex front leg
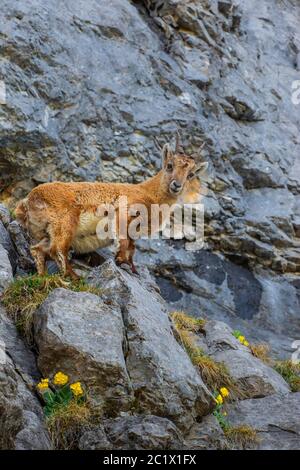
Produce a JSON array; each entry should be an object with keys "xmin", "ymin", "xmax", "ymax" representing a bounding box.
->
[
  {"xmin": 115, "ymin": 238, "xmax": 137, "ymax": 274},
  {"xmin": 115, "ymin": 212, "xmax": 138, "ymax": 274}
]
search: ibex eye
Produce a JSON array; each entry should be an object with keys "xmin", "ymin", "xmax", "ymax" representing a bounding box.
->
[
  {"xmin": 188, "ymin": 172, "xmax": 194, "ymax": 179},
  {"xmin": 167, "ymin": 163, "xmax": 173, "ymax": 171}
]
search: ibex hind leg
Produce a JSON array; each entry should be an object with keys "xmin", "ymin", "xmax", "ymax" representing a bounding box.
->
[
  {"xmin": 30, "ymin": 238, "xmax": 50, "ymax": 276},
  {"xmin": 48, "ymin": 219, "xmax": 79, "ymax": 280}
]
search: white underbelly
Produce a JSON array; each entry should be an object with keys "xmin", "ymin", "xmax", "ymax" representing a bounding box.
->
[
  {"xmin": 72, "ymin": 234, "xmax": 112, "ymax": 254},
  {"xmin": 73, "ymin": 211, "xmax": 113, "ymax": 254}
]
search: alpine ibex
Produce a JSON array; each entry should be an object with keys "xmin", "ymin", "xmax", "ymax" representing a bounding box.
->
[{"xmin": 16, "ymin": 135, "xmax": 208, "ymax": 278}]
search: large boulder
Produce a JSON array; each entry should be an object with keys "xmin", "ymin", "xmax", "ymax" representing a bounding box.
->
[
  {"xmin": 0, "ymin": 307, "xmax": 51, "ymax": 450},
  {"xmin": 227, "ymin": 393, "xmax": 300, "ymax": 450},
  {"xmin": 34, "ymin": 288, "xmax": 132, "ymax": 414},
  {"xmin": 205, "ymin": 320, "xmax": 290, "ymax": 398},
  {"xmin": 80, "ymin": 415, "xmax": 184, "ymax": 450},
  {"xmin": 87, "ymin": 260, "xmax": 214, "ymax": 430}
]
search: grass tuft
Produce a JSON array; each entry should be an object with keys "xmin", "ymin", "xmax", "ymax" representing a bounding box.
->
[
  {"xmin": 171, "ymin": 311, "xmax": 206, "ymax": 333},
  {"xmin": 46, "ymin": 400, "xmax": 92, "ymax": 450},
  {"xmin": 250, "ymin": 343, "xmax": 271, "ymax": 364},
  {"xmin": 2, "ymin": 274, "xmax": 102, "ymax": 345},
  {"xmin": 273, "ymin": 360, "xmax": 300, "ymax": 392},
  {"xmin": 170, "ymin": 312, "xmax": 240, "ymax": 395},
  {"xmin": 224, "ymin": 425, "xmax": 259, "ymax": 449}
]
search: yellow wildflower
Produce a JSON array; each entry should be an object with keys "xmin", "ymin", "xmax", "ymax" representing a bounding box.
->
[
  {"xmin": 53, "ymin": 371, "xmax": 69, "ymax": 386},
  {"xmin": 238, "ymin": 335, "xmax": 245, "ymax": 343},
  {"xmin": 220, "ymin": 387, "xmax": 230, "ymax": 398},
  {"xmin": 37, "ymin": 378, "xmax": 49, "ymax": 391},
  {"xmin": 70, "ymin": 381, "xmax": 84, "ymax": 397},
  {"xmin": 223, "ymin": 412, "xmax": 227, "ymax": 416},
  {"xmin": 243, "ymin": 340, "xmax": 249, "ymax": 347},
  {"xmin": 215, "ymin": 394, "xmax": 223, "ymax": 405}
]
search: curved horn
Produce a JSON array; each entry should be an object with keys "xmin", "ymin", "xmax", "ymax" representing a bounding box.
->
[
  {"xmin": 175, "ymin": 131, "xmax": 184, "ymax": 154},
  {"xmin": 154, "ymin": 137, "xmax": 162, "ymax": 151}
]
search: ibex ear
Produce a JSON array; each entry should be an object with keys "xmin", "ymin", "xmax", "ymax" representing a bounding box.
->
[
  {"xmin": 162, "ymin": 143, "xmax": 174, "ymax": 165},
  {"xmin": 194, "ymin": 161, "xmax": 209, "ymax": 177}
]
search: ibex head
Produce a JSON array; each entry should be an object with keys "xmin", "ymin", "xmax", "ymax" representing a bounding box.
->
[{"xmin": 159, "ymin": 132, "xmax": 208, "ymax": 196}]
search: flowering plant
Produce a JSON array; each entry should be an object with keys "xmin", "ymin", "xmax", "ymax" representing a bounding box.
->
[
  {"xmin": 37, "ymin": 371, "xmax": 85, "ymax": 417},
  {"xmin": 233, "ymin": 330, "xmax": 249, "ymax": 347},
  {"xmin": 213, "ymin": 387, "xmax": 230, "ymax": 430}
]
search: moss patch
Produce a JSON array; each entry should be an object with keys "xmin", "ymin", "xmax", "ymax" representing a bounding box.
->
[{"xmin": 2, "ymin": 274, "xmax": 102, "ymax": 345}]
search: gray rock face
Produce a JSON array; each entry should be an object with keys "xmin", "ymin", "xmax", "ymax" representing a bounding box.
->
[
  {"xmin": 0, "ymin": 308, "xmax": 51, "ymax": 450},
  {"xmin": 80, "ymin": 415, "xmax": 184, "ymax": 450},
  {"xmin": 227, "ymin": 393, "xmax": 300, "ymax": 450},
  {"xmin": 1, "ymin": 0, "xmax": 299, "ymax": 275},
  {"xmin": 34, "ymin": 288, "xmax": 132, "ymax": 414},
  {"xmin": 87, "ymin": 260, "xmax": 214, "ymax": 430},
  {"xmin": 136, "ymin": 241, "xmax": 300, "ymax": 359}
]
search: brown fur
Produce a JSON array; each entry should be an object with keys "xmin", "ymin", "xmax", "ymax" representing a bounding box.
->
[{"xmin": 16, "ymin": 145, "xmax": 207, "ymax": 278}]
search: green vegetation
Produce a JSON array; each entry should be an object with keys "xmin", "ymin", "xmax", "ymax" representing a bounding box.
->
[
  {"xmin": 171, "ymin": 311, "xmax": 240, "ymax": 395},
  {"xmin": 224, "ymin": 425, "xmax": 259, "ymax": 449},
  {"xmin": 273, "ymin": 360, "xmax": 300, "ymax": 392},
  {"xmin": 2, "ymin": 274, "xmax": 101, "ymax": 344}
]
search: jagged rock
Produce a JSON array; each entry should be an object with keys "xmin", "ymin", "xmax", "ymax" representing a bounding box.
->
[
  {"xmin": 0, "ymin": 204, "xmax": 11, "ymax": 227},
  {"xmin": 0, "ymin": 244, "xmax": 13, "ymax": 293},
  {"xmin": 7, "ymin": 221, "xmax": 34, "ymax": 272},
  {"xmin": 213, "ymin": 349, "xmax": 290, "ymax": 398},
  {"xmin": 87, "ymin": 260, "xmax": 214, "ymax": 431},
  {"xmin": 0, "ymin": 308, "xmax": 51, "ymax": 450},
  {"xmin": 227, "ymin": 393, "xmax": 300, "ymax": 450},
  {"xmin": 80, "ymin": 415, "xmax": 184, "ymax": 450},
  {"xmin": 137, "ymin": 243, "xmax": 300, "ymax": 359},
  {"xmin": 34, "ymin": 288, "xmax": 132, "ymax": 414},
  {"xmin": 0, "ymin": 221, "xmax": 18, "ymax": 272},
  {"xmin": 184, "ymin": 415, "xmax": 227, "ymax": 450},
  {"xmin": 175, "ymin": 316, "xmax": 290, "ymax": 398}
]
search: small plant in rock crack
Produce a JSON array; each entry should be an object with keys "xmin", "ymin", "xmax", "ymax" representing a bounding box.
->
[
  {"xmin": 37, "ymin": 371, "xmax": 91, "ymax": 449},
  {"xmin": 212, "ymin": 387, "xmax": 259, "ymax": 449},
  {"xmin": 37, "ymin": 371, "xmax": 86, "ymax": 417},
  {"xmin": 232, "ymin": 330, "xmax": 249, "ymax": 347},
  {"xmin": 213, "ymin": 387, "xmax": 230, "ymax": 431}
]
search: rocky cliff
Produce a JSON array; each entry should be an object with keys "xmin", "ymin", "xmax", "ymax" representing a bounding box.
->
[{"xmin": 0, "ymin": 0, "xmax": 300, "ymax": 450}]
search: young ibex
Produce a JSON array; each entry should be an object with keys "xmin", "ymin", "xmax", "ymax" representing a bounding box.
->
[{"xmin": 16, "ymin": 135, "xmax": 208, "ymax": 278}]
